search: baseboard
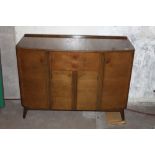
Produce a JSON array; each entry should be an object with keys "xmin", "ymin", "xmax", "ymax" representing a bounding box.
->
[
  {"xmin": 4, "ymin": 98, "xmax": 20, "ymax": 100},
  {"xmin": 129, "ymin": 98, "xmax": 155, "ymax": 103}
]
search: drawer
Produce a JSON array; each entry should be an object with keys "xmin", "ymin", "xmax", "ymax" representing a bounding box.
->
[
  {"xmin": 51, "ymin": 52, "xmax": 80, "ymax": 71},
  {"xmin": 78, "ymin": 53, "xmax": 100, "ymax": 71},
  {"xmin": 51, "ymin": 52, "xmax": 100, "ymax": 71}
]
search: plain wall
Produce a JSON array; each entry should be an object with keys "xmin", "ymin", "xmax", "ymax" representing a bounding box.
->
[
  {"xmin": 0, "ymin": 26, "xmax": 20, "ymax": 99},
  {"xmin": 1, "ymin": 26, "xmax": 155, "ymax": 103}
]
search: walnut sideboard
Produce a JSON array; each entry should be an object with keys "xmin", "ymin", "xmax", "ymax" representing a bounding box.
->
[{"xmin": 16, "ymin": 34, "xmax": 134, "ymax": 119}]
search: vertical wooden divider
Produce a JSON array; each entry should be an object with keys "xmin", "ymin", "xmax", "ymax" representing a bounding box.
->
[
  {"xmin": 96, "ymin": 53, "xmax": 105, "ymax": 110},
  {"xmin": 49, "ymin": 52, "xmax": 53, "ymax": 109},
  {"xmin": 72, "ymin": 71, "xmax": 78, "ymax": 110}
]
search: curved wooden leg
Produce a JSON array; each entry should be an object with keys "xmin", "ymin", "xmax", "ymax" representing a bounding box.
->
[
  {"xmin": 23, "ymin": 108, "xmax": 28, "ymax": 119},
  {"xmin": 120, "ymin": 110, "xmax": 125, "ymax": 121}
]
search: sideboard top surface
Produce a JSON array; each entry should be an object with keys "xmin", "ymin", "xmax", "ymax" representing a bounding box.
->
[{"xmin": 17, "ymin": 34, "xmax": 135, "ymax": 52}]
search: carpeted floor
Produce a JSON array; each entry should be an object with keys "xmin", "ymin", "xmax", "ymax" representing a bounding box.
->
[{"xmin": 0, "ymin": 100, "xmax": 155, "ymax": 129}]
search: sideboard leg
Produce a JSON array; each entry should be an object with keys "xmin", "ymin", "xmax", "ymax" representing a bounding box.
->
[
  {"xmin": 120, "ymin": 110, "xmax": 125, "ymax": 121},
  {"xmin": 23, "ymin": 108, "xmax": 28, "ymax": 119}
]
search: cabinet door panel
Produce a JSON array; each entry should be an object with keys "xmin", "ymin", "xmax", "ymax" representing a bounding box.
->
[
  {"xmin": 17, "ymin": 49, "xmax": 49, "ymax": 109},
  {"xmin": 77, "ymin": 71, "xmax": 98, "ymax": 110},
  {"xmin": 50, "ymin": 71, "xmax": 73, "ymax": 110},
  {"xmin": 101, "ymin": 52, "xmax": 133, "ymax": 110}
]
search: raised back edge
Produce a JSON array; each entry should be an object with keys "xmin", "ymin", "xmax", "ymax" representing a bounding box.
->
[{"xmin": 24, "ymin": 34, "xmax": 128, "ymax": 40}]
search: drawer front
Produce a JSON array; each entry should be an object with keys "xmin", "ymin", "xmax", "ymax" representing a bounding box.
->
[
  {"xmin": 51, "ymin": 52, "xmax": 80, "ymax": 71},
  {"xmin": 51, "ymin": 52, "xmax": 100, "ymax": 71},
  {"xmin": 78, "ymin": 53, "xmax": 100, "ymax": 71}
]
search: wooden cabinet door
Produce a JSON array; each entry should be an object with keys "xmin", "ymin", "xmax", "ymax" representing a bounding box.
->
[
  {"xmin": 50, "ymin": 71, "xmax": 73, "ymax": 110},
  {"xmin": 17, "ymin": 49, "xmax": 49, "ymax": 109},
  {"xmin": 77, "ymin": 71, "xmax": 98, "ymax": 110},
  {"xmin": 50, "ymin": 53, "xmax": 73, "ymax": 110},
  {"xmin": 101, "ymin": 52, "xmax": 134, "ymax": 110},
  {"xmin": 50, "ymin": 52, "xmax": 100, "ymax": 110},
  {"xmin": 76, "ymin": 53, "xmax": 100, "ymax": 110}
]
